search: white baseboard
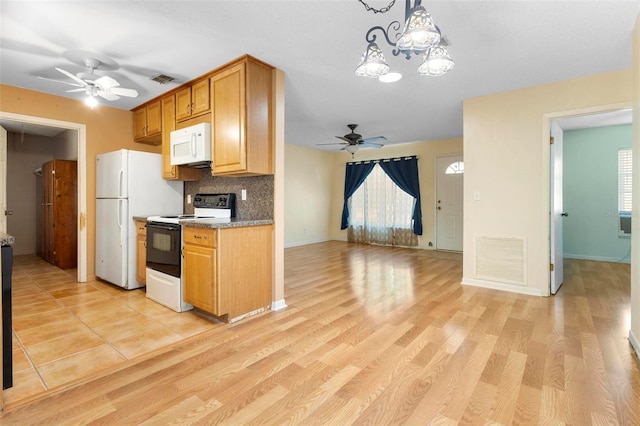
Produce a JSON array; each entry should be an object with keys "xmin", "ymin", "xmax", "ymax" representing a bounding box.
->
[
  {"xmin": 630, "ymin": 330, "xmax": 640, "ymax": 359},
  {"xmin": 284, "ymin": 238, "xmax": 330, "ymax": 249},
  {"xmin": 271, "ymin": 299, "xmax": 287, "ymax": 311},
  {"xmin": 461, "ymin": 277, "xmax": 545, "ymax": 297},
  {"xmin": 563, "ymin": 253, "xmax": 631, "ymax": 264}
]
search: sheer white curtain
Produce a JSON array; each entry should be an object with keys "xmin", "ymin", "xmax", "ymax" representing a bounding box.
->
[{"xmin": 348, "ymin": 164, "xmax": 418, "ymax": 246}]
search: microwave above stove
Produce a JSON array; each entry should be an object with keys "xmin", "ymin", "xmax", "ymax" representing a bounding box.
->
[{"xmin": 170, "ymin": 123, "xmax": 211, "ymax": 166}]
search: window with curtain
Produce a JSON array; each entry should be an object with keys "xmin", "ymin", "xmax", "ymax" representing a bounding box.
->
[{"xmin": 346, "ymin": 160, "xmax": 419, "ymax": 247}]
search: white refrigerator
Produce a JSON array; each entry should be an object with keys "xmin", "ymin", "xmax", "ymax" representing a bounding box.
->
[{"xmin": 96, "ymin": 149, "xmax": 183, "ymax": 289}]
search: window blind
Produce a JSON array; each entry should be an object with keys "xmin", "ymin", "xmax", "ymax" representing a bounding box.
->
[{"xmin": 618, "ymin": 148, "xmax": 632, "ymax": 213}]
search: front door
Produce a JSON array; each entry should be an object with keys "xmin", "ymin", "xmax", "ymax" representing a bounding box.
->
[{"xmin": 436, "ymin": 154, "xmax": 464, "ymax": 251}]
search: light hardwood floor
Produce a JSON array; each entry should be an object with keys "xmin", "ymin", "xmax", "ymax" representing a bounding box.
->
[{"xmin": 1, "ymin": 241, "xmax": 639, "ymax": 424}]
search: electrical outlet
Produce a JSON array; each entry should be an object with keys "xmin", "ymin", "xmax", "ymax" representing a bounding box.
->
[
  {"xmin": 428, "ymin": 242, "xmax": 433, "ymax": 247},
  {"xmin": 241, "ymin": 189, "xmax": 247, "ymax": 201},
  {"xmin": 187, "ymin": 194, "xmax": 192, "ymax": 204}
]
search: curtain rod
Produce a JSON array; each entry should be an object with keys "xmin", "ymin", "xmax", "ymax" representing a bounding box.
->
[{"xmin": 347, "ymin": 155, "xmax": 418, "ymax": 165}]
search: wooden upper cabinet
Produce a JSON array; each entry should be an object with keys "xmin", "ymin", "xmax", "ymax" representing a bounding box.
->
[
  {"xmin": 211, "ymin": 57, "xmax": 273, "ymax": 176},
  {"xmin": 161, "ymin": 95, "xmax": 200, "ymax": 181},
  {"xmin": 133, "ymin": 99, "xmax": 162, "ymax": 145},
  {"xmin": 176, "ymin": 79, "xmax": 210, "ymax": 122}
]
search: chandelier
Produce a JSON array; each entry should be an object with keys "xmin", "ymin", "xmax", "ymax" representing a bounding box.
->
[{"xmin": 355, "ymin": 0, "xmax": 454, "ymax": 81}]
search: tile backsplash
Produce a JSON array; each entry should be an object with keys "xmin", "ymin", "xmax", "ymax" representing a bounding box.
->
[{"xmin": 184, "ymin": 168, "xmax": 273, "ymax": 220}]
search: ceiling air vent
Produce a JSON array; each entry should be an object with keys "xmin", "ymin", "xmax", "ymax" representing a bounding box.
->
[{"xmin": 150, "ymin": 74, "xmax": 175, "ymax": 85}]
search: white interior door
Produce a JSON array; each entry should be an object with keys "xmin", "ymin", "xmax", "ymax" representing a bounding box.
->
[
  {"xmin": 0, "ymin": 126, "xmax": 6, "ymax": 233},
  {"xmin": 550, "ymin": 121, "xmax": 564, "ymax": 294},
  {"xmin": 436, "ymin": 154, "xmax": 464, "ymax": 251}
]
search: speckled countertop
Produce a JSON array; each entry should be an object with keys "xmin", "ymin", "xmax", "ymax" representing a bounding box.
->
[
  {"xmin": 133, "ymin": 216, "xmax": 272, "ymax": 229},
  {"xmin": 0, "ymin": 231, "xmax": 15, "ymax": 246}
]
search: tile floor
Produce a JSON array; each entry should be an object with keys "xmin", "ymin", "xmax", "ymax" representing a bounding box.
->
[{"xmin": 5, "ymin": 254, "xmax": 222, "ymax": 405}]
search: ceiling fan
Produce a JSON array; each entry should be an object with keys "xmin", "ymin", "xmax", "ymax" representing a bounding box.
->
[
  {"xmin": 39, "ymin": 57, "xmax": 139, "ymax": 103},
  {"xmin": 317, "ymin": 124, "xmax": 386, "ymax": 156}
]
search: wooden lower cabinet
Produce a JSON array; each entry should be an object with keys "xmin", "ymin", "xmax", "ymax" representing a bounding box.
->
[
  {"xmin": 135, "ymin": 220, "xmax": 147, "ymax": 285},
  {"xmin": 183, "ymin": 225, "xmax": 272, "ymax": 321},
  {"xmin": 183, "ymin": 228, "xmax": 218, "ymax": 315}
]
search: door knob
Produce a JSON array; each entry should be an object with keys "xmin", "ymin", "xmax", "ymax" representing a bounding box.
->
[{"xmin": 561, "ymin": 212, "xmax": 568, "ymax": 217}]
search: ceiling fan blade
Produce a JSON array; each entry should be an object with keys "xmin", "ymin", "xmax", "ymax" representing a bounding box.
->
[
  {"xmin": 361, "ymin": 136, "xmax": 387, "ymax": 144},
  {"xmin": 110, "ymin": 87, "xmax": 139, "ymax": 97},
  {"xmin": 335, "ymin": 136, "xmax": 352, "ymax": 143},
  {"xmin": 97, "ymin": 90, "xmax": 119, "ymax": 101},
  {"xmin": 38, "ymin": 76, "xmax": 84, "ymax": 88},
  {"xmin": 55, "ymin": 67, "xmax": 87, "ymax": 86},
  {"xmin": 94, "ymin": 75, "xmax": 119, "ymax": 88},
  {"xmin": 360, "ymin": 142, "xmax": 384, "ymax": 148},
  {"xmin": 66, "ymin": 88, "xmax": 86, "ymax": 93},
  {"xmin": 316, "ymin": 142, "xmax": 348, "ymax": 146}
]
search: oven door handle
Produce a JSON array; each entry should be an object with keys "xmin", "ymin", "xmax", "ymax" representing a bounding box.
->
[{"xmin": 145, "ymin": 222, "xmax": 181, "ymax": 232}]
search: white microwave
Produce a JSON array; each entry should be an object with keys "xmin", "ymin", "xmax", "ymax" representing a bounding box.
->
[{"xmin": 170, "ymin": 123, "xmax": 211, "ymax": 166}]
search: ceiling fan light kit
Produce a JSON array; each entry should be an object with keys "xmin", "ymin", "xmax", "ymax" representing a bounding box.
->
[
  {"xmin": 39, "ymin": 54, "xmax": 140, "ymax": 107},
  {"xmin": 317, "ymin": 124, "xmax": 386, "ymax": 157},
  {"xmin": 355, "ymin": 0, "xmax": 454, "ymax": 79}
]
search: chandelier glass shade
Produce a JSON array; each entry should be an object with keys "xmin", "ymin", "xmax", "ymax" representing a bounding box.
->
[
  {"xmin": 396, "ymin": 6, "xmax": 440, "ymax": 51},
  {"xmin": 355, "ymin": 0, "xmax": 453, "ymax": 79},
  {"xmin": 344, "ymin": 145, "xmax": 359, "ymax": 154},
  {"xmin": 355, "ymin": 42, "xmax": 390, "ymax": 78},
  {"xmin": 417, "ymin": 45, "xmax": 455, "ymax": 76}
]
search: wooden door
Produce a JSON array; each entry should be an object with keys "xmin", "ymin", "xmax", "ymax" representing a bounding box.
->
[
  {"xmin": 42, "ymin": 161, "xmax": 54, "ymax": 263},
  {"xmin": 183, "ymin": 244, "xmax": 217, "ymax": 315},
  {"xmin": 136, "ymin": 235, "xmax": 146, "ymax": 285},
  {"xmin": 176, "ymin": 87, "xmax": 192, "ymax": 121},
  {"xmin": 146, "ymin": 101, "xmax": 162, "ymax": 136},
  {"xmin": 191, "ymin": 79, "xmax": 210, "ymax": 116},
  {"xmin": 161, "ymin": 95, "xmax": 178, "ymax": 179},
  {"xmin": 133, "ymin": 108, "xmax": 147, "ymax": 139},
  {"xmin": 211, "ymin": 62, "xmax": 246, "ymax": 174}
]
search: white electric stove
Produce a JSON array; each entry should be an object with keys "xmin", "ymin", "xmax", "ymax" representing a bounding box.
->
[{"xmin": 145, "ymin": 193, "xmax": 236, "ymax": 312}]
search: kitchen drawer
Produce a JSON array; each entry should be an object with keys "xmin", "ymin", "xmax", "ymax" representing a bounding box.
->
[
  {"xmin": 136, "ymin": 221, "xmax": 147, "ymax": 236},
  {"xmin": 183, "ymin": 227, "xmax": 216, "ymax": 248}
]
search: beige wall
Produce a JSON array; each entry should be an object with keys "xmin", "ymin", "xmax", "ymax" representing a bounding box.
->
[
  {"xmin": 284, "ymin": 144, "xmax": 334, "ymax": 247},
  {"xmin": 630, "ymin": 15, "xmax": 640, "ymax": 356},
  {"xmin": 463, "ymin": 69, "xmax": 633, "ymax": 296},
  {"xmin": 328, "ymin": 138, "xmax": 463, "ymax": 248},
  {"xmin": 0, "ymin": 84, "xmax": 159, "ymax": 279}
]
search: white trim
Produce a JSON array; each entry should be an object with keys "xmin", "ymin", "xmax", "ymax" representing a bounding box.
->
[
  {"xmin": 541, "ymin": 102, "xmax": 634, "ymax": 298},
  {"xmin": 284, "ymin": 238, "xmax": 330, "ymax": 248},
  {"xmin": 0, "ymin": 111, "xmax": 87, "ymax": 282},
  {"xmin": 461, "ymin": 277, "xmax": 544, "ymax": 297},
  {"xmin": 563, "ymin": 253, "xmax": 631, "ymax": 264},
  {"xmin": 629, "ymin": 330, "xmax": 640, "ymax": 359},
  {"xmin": 271, "ymin": 299, "xmax": 288, "ymax": 311}
]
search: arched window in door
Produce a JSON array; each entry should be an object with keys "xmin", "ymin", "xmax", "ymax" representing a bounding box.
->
[{"xmin": 445, "ymin": 161, "xmax": 464, "ymax": 174}]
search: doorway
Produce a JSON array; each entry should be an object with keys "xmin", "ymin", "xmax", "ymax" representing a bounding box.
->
[
  {"xmin": 435, "ymin": 154, "xmax": 463, "ymax": 251},
  {"xmin": 547, "ymin": 106, "xmax": 633, "ymax": 295},
  {"xmin": 0, "ymin": 112, "xmax": 87, "ymax": 282}
]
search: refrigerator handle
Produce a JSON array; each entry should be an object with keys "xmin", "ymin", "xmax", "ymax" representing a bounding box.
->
[
  {"xmin": 117, "ymin": 199, "xmax": 123, "ymax": 230},
  {"xmin": 118, "ymin": 169, "xmax": 124, "ymax": 198}
]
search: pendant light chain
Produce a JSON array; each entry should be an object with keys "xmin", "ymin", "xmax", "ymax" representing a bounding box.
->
[{"xmin": 358, "ymin": 0, "xmax": 396, "ymax": 14}]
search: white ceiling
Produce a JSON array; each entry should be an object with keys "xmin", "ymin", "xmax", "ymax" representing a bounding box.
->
[{"xmin": 0, "ymin": 1, "xmax": 638, "ymax": 150}]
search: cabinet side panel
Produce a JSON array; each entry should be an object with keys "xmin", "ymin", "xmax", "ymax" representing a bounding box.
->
[
  {"xmin": 218, "ymin": 225, "xmax": 273, "ymax": 319},
  {"xmin": 246, "ymin": 61, "xmax": 273, "ymax": 175}
]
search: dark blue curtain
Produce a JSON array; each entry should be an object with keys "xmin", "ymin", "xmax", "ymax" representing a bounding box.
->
[
  {"xmin": 378, "ymin": 156, "xmax": 423, "ymax": 235},
  {"xmin": 341, "ymin": 161, "xmax": 376, "ymax": 229}
]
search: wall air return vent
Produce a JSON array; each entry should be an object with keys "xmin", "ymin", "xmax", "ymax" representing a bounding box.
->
[{"xmin": 474, "ymin": 235, "xmax": 526, "ymax": 286}]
